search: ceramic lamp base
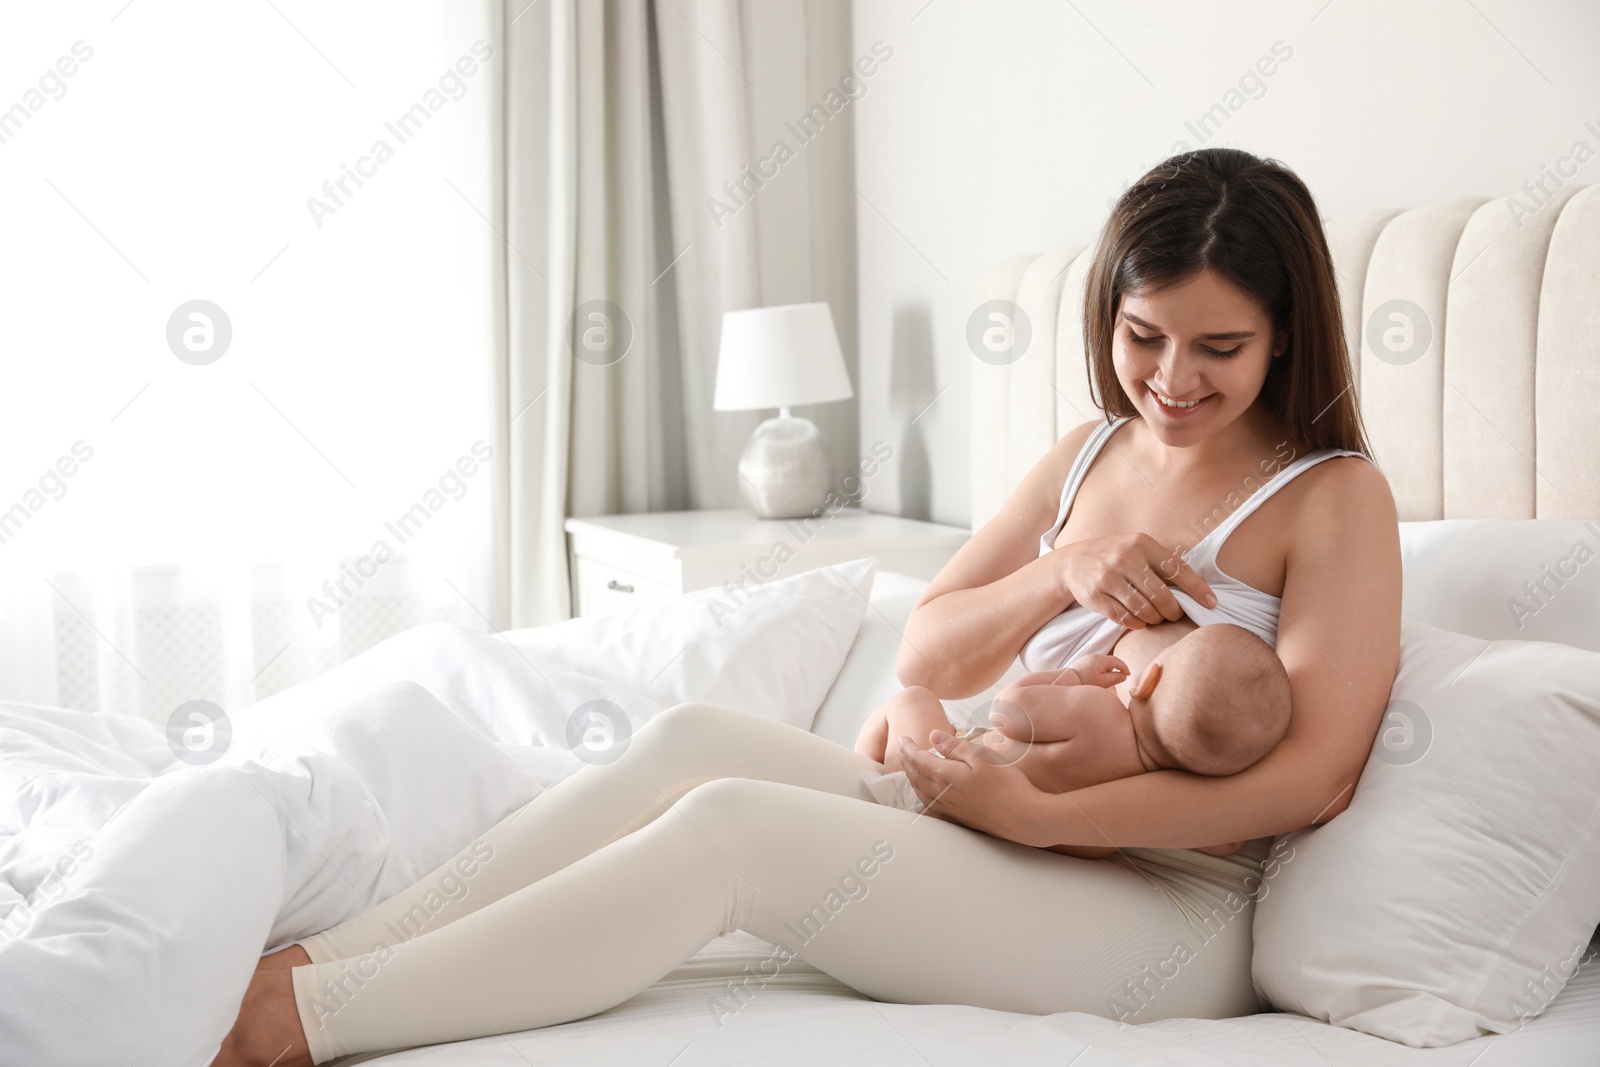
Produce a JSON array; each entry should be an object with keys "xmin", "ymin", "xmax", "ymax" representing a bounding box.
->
[{"xmin": 736, "ymin": 415, "xmax": 833, "ymax": 519}]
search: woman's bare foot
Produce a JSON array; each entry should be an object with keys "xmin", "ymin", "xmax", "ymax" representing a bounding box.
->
[
  {"xmin": 211, "ymin": 968, "xmax": 313, "ymax": 1067},
  {"xmin": 257, "ymin": 945, "xmax": 312, "ymax": 972}
]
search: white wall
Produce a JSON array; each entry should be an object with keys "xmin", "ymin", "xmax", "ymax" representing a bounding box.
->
[
  {"xmin": 848, "ymin": 0, "xmax": 1600, "ymax": 527},
  {"xmin": 739, "ymin": 0, "xmax": 862, "ymax": 497}
]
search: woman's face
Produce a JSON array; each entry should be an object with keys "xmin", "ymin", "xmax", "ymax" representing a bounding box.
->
[{"xmin": 1112, "ymin": 269, "xmax": 1287, "ymax": 447}]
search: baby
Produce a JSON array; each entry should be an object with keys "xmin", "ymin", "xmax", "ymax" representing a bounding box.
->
[{"xmin": 855, "ymin": 620, "xmax": 1291, "ymax": 815}]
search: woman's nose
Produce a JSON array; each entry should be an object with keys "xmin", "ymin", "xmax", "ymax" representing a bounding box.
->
[{"xmin": 1151, "ymin": 351, "xmax": 1200, "ymax": 395}]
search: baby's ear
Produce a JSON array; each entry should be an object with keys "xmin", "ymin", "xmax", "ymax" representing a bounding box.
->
[{"xmin": 1129, "ymin": 661, "xmax": 1163, "ymax": 701}]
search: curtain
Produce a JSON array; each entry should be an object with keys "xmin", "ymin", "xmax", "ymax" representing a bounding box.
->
[
  {"xmin": 0, "ymin": 2, "xmax": 502, "ymax": 719},
  {"xmin": 489, "ymin": 0, "xmax": 859, "ymax": 629}
]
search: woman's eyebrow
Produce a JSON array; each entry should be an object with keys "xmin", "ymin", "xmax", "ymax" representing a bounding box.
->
[{"xmin": 1122, "ymin": 311, "xmax": 1257, "ymax": 341}]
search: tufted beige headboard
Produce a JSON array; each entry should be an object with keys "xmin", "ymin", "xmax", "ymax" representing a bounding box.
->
[{"xmin": 971, "ymin": 185, "xmax": 1600, "ymax": 528}]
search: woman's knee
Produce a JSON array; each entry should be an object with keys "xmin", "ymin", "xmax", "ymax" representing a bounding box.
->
[
  {"xmin": 635, "ymin": 702, "xmax": 742, "ymax": 748},
  {"xmin": 670, "ymin": 775, "xmax": 768, "ymax": 819},
  {"xmin": 669, "ymin": 777, "xmax": 844, "ymax": 845},
  {"xmin": 663, "ymin": 778, "xmax": 780, "ymax": 855},
  {"xmin": 628, "ymin": 703, "xmax": 771, "ymax": 778}
]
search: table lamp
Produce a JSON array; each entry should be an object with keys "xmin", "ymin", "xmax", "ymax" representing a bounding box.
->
[{"xmin": 713, "ymin": 302, "xmax": 854, "ymax": 519}]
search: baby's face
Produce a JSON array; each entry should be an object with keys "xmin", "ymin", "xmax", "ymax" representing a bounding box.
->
[
  {"xmin": 1129, "ymin": 626, "xmax": 1290, "ymax": 776},
  {"xmin": 1123, "ymin": 630, "xmax": 1208, "ymax": 772},
  {"xmin": 1112, "ymin": 621, "xmax": 1199, "ymax": 771},
  {"xmin": 1111, "ymin": 619, "xmax": 1198, "ymax": 704}
]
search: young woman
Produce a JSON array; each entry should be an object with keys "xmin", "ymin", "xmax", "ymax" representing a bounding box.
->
[{"xmin": 214, "ymin": 147, "xmax": 1400, "ymax": 1066}]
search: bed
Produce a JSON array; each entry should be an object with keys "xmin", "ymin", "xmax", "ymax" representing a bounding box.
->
[
  {"xmin": 3, "ymin": 184, "xmax": 1598, "ymax": 1066},
  {"xmin": 348, "ymin": 554, "xmax": 1600, "ymax": 1067}
]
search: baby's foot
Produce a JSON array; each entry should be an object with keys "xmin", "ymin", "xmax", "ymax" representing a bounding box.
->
[{"xmin": 211, "ymin": 968, "xmax": 312, "ymax": 1067}]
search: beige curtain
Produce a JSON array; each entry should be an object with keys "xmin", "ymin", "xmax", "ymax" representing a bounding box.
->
[{"xmin": 487, "ymin": 0, "xmax": 858, "ymax": 629}]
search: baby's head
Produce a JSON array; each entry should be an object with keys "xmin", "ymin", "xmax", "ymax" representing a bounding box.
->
[{"xmin": 1131, "ymin": 623, "xmax": 1290, "ymax": 776}]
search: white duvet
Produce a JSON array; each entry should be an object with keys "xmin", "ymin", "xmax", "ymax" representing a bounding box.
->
[
  {"xmin": 0, "ymin": 562, "xmax": 875, "ymax": 1067},
  {"xmin": 0, "ymin": 625, "xmax": 660, "ymax": 1067}
]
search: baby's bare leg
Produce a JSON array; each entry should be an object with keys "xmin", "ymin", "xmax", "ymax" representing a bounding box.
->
[
  {"xmin": 853, "ymin": 700, "xmax": 891, "ymax": 762},
  {"xmin": 880, "ymin": 686, "xmax": 954, "ymax": 774}
]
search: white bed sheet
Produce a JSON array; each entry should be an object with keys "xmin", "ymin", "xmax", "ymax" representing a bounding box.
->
[{"xmin": 349, "ymin": 929, "xmax": 1600, "ymax": 1066}]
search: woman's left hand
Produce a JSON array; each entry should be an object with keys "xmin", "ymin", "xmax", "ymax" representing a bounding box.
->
[{"xmin": 897, "ymin": 731, "xmax": 1040, "ymax": 843}]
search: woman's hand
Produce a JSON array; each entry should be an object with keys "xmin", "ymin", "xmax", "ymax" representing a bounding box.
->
[
  {"xmin": 1054, "ymin": 533, "xmax": 1217, "ymax": 629},
  {"xmin": 897, "ymin": 731, "xmax": 1042, "ymax": 842},
  {"xmin": 898, "ymin": 731, "xmax": 1264, "ymax": 859}
]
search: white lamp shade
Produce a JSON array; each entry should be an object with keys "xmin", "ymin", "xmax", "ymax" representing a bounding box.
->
[{"xmin": 713, "ymin": 302, "xmax": 853, "ymax": 411}]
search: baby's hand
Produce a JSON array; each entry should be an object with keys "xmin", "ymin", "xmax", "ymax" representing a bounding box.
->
[{"xmin": 1066, "ymin": 654, "xmax": 1130, "ymax": 689}]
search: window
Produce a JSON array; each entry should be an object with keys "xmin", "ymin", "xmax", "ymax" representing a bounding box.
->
[{"xmin": 0, "ymin": 1, "xmax": 500, "ymax": 719}]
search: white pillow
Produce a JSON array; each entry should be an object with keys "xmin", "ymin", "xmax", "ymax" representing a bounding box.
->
[
  {"xmin": 1253, "ymin": 618, "xmax": 1600, "ymax": 1045},
  {"xmin": 810, "ymin": 570, "xmax": 1032, "ymax": 748},
  {"xmin": 508, "ymin": 557, "xmax": 877, "ymax": 732},
  {"xmin": 1399, "ymin": 519, "xmax": 1600, "ymax": 652},
  {"xmin": 242, "ymin": 621, "xmax": 665, "ymax": 750},
  {"xmin": 810, "ymin": 569, "xmax": 924, "ymax": 747}
]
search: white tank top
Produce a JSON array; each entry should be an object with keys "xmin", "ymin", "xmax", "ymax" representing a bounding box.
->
[{"xmin": 1019, "ymin": 417, "xmax": 1367, "ymax": 671}]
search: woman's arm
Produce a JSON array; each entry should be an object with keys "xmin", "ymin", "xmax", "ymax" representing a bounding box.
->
[
  {"xmin": 895, "ymin": 423, "xmax": 1092, "ymax": 698},
  {"xmin": 903, "ymin": 457, "xmax": 1402, "ymax": 848},
  {"xmin": 899, "ymin": 421, "xmax": 1212, "ymax": 699}
]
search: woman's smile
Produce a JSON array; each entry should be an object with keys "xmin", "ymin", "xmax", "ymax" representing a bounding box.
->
[
  {"xmin": 1146, "ymin": 383, "xmax": 1215, "ymax": 419},
  {"xmin": 1111, "ymin": 269, "xmax": 1286, "ymax": 445}
]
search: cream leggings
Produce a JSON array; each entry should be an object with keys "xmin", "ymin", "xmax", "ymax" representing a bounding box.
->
[{"xmin": 291, "ymin": 703, "xmax": 1271, "ymax": 1062}]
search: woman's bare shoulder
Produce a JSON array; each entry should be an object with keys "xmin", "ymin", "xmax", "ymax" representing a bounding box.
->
[
  {"xmin": 1294, "ymin": 453, "xmax": 1396, "ymax": 523},
  {"xmin": 1045, "ymin": 419, "xmax": 1104, "ymax": 479},
  {"xmin": 1282, "ymin": 453, "xmax": 1399, "ymax": 568},
  {"xmin": 1062, "ymin": 418, "xmax": 1103, "ymax": 450}
]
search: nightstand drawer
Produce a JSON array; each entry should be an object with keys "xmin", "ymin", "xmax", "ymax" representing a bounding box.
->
[
  {"xmin": 564, "ymin": 509, "xmax": 968, "ymax": 621},
  {"xmin": 572, "ymin": 555, "xmax": 678, "ymax": 617}
]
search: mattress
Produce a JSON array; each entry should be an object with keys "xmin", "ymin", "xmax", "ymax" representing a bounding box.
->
[
  {"xmin": 350, "ymin": 565, "xmax": 1600, "ymax": 1066},
  {"xmin": 347, "ymin": 566, "xmax": 1600, "ymax": 1062},
  {"xmin": 350, "ymin": 929, "xmax": 1600, "ymax": 1065}
]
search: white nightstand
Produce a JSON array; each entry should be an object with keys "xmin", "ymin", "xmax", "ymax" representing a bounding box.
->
[{"xmin": 563, "ymin": 508, "xmax": 969, "ymax": 618}]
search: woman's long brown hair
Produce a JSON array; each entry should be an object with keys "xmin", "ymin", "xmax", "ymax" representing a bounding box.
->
[{"xmin": 1082, "ymin": 147, "xmax": 1371, "ymax": 455}]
